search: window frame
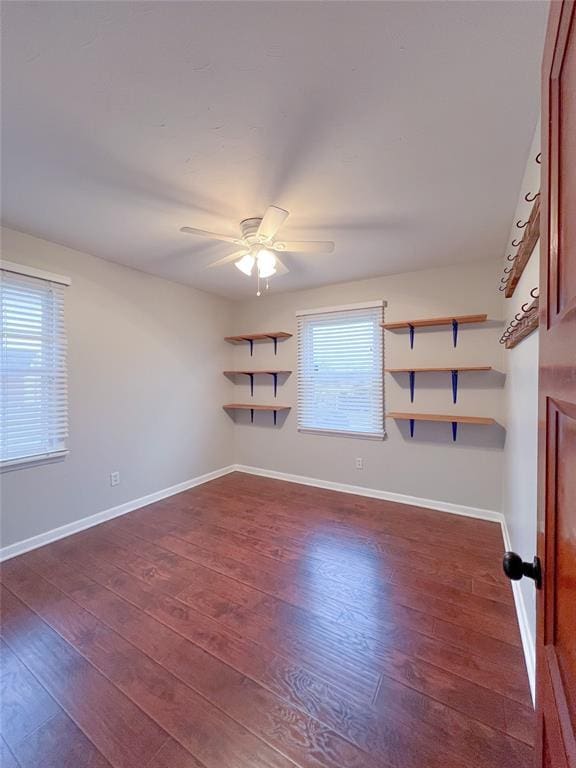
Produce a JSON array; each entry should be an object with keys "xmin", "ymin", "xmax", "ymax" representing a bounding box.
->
[
  {"xmin": 296, "ymin": 300, "xmax": 386, "ymax": 440},
  {"xmin": 0, "ymin": 260, "xmax": 71, "ymax": 472}
]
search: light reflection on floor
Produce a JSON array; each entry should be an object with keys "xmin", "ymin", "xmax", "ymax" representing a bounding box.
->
[{"xmin": 295, "ymin": 526, "xmax": 390, "ymax": 657}]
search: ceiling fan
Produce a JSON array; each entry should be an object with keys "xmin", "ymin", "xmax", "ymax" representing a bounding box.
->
[{"xmin": 180, "ymin": 205, "xmax": 334, "ymax": 294}]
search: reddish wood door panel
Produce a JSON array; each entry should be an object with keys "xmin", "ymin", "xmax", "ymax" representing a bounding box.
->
[{"xmin": 537, "ymin": 2, "xmax": 576, "ymax": 766}]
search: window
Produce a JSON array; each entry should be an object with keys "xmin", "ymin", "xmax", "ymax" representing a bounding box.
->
[
  {"xmin": 1, "ymin": 262, "xmax": 70, "ymax": 468},
  {"xmin": 297, "ymin": 301, "xmax": 385, "ymax": 438}
]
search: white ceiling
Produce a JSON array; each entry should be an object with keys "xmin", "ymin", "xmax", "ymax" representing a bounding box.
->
[{"xmin": 2, "ymin": 1, "xmax": 548, "ymax": 299}]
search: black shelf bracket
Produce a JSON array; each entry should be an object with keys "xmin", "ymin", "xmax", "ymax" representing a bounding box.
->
[
  {"xmin": 408, "ymin": 324, "xmax": 415, "ymax": 349},
  {"xmin": 266, "ymin": 335, "xmax": 279, "ymax": 354},
  {"xmin": 451, "ymin": 370, "xmax": 459, "ymax": 403},
  {"xmin": 408, "ymin": 418, "xmax": 459, "ymax": 441},
  {"xmin": 409, "ymin": 371, "xmax": 416, "ymax": 402},
  {"xmin": 452, "ymin": 320, "xmax": 459, "ymax": 347}
]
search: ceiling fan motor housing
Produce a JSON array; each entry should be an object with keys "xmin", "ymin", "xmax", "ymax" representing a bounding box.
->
[{"xmin": 240, "ymin": 217, "xmax": 265, "ymax": 244}]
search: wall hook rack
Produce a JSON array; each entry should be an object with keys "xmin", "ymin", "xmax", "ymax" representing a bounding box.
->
[
  {"xmin": 500, "ymin": 274, "xmax": 511, "ymax": 291},
  {"xmin": 500, "ymin": 196, "xmax": 540, "ymax": 298},
  {"xmin": 499, "ymin": 288, "xmax": 539, "ymax": 348}
]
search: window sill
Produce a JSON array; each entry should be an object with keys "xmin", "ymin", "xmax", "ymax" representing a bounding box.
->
[
  {"xmin": 298, "ymin": 428, "xmax": 386, "ymax": 440},
  {"xmin": 0, "ymin": 450, "xmax": 69, "ymax": 473}
]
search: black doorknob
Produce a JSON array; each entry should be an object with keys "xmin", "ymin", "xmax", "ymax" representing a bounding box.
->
[{"xmin": 502, "ymin": 551, "xmax": 542, "ymax": 588}]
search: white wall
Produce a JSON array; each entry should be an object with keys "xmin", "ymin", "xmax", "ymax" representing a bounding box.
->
[
  {"xmin": 502, "ymin": 247, "xmax": 539, "ymax": 651},
  {"xmin": 0, "ymin": 227, "xmax": 234, "ymax": 549},
  {"xmin": 230, "ymin": 259, "xmax": 506, "ymax": 513},
  {"xmin": 500, "ymin": 124, "xmax": 541, "ymax": 697}
]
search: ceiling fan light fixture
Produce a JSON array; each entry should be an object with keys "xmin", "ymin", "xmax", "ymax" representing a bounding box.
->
[
  {"xmin": 180, "ymin": 205, "xmax": 335, "ymax": 277},
  {"xmin": 256, "ymin": 248, "xmax": 276, "ymax": 279},
  {"xmin": 235, "ymin": 253, "xmax": 255, "ymax": 276}
]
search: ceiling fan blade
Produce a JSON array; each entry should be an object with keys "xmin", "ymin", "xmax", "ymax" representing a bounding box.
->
[
  {"xmin": 272, "ymin": 240, "xmax": 335, "ymax": 254},
  {"xmin": 257, "ymin": 206, "xmax": 289, "ymax": 241},
  {"xmin": 180, "ymin": 226, "xmax": 243, "ymax": 245},
  {"xmin": 205, "ymin": 250, "xmax": 248, "ymax": 269},
  {"xmin": 274, "ymin": 256, "xmax": 289, "ymax": 276}
]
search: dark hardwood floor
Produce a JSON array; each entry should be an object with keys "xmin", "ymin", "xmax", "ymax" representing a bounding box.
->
[{"xmin": 0, "ymin": 472, "xmax": 534, "ymax": 768}]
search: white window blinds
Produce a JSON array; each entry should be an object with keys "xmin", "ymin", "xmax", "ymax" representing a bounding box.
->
[
  {"xmin": 1, "ymin": 264, "xmax": 69, "ymax": 467},
  {"xmin": 297, "ymin": 302, "xmax": 384, "ymax": 438}
]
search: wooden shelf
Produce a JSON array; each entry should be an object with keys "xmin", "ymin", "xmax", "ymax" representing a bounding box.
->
[
  {"xmin": 382, "ymin": 314, "xmax": 487, "ymax": 330},
  {"xmin": 505, "ymin": 197, "xmax": 540, "ymax": 298},
  {"xmin": 388, "ymin": 412, "xmax": 494, "ymax": 425},
  {"xmin": 224, "ymin": 370, "xmax": 291, "ymax": 397},
  {"xmin": 388, "ymin": 411, "xmax": 495, "ymax": 441},
  {"xmin": 382, "ymin": 314, "xmax": 487, "ymax": 349},
  {"xmin": 224, "ymin": 370, "xmax": 291, "ymax": 375},
  {"xmin": 386, "ymin": 367, "xmax": 493, "ymax": 403},
  {"xmin": 223, "ymin": 403, "xmax": 290, "ymax": 425},
  {"xmin": 224, "ymin": 404, "xmax": 291, "ymax": 411},
  {"xmin": 385, "ymin": 366, "xmax": 492, "ymax": 373},
  {"xmin": 224, "ymin": 331, "xmax": 292, "ymax": 356}
]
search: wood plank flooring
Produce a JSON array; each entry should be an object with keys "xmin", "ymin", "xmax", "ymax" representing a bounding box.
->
[{"xmin": 0, "ymin": 472, "xmax": 534, "ymax": 767}]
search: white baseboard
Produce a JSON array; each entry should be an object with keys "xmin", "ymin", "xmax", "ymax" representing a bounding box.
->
[
  {"xmin": 0, "ymin": 465, "xmax": 236, "ymax": 563},
  {"xmin": 233, "ymin": 463, "xmax": 503, "ymax": 523},
  {"xmin": 500, "ymin": 518, "xmax": 536, "ymax": 705}
]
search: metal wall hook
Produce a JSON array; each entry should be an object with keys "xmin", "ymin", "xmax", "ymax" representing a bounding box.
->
[
  {"xmin": 516, "ymin": 219, "xmax": 528, "ymax": 229},
  {"xmin": 525, "ymin": 191, "xmax": 540, "ymax": 202},
  {"xmin": 507, "ymin": 253, "xmax": 516, "ymax": 261},
  {"xmin": 521, "ymin": 301, "xmax": 531, "ymax": 313},
  {"xmin": 512, "ymin": 238, "xmax": 523, "ymax": 247},
  {"xmin": 536, "ymin": 152, "xmax": 542, "ymax": 164},
  {"xmin": 504, "ymin": 266, "xmax": 512, "ymax": 274},
  {"xmin": 530, "ymin": 287, "xmax": 539, "ymax": 298},
  {"xmin": 501, "ymin": 275, "xmax": 510, "ymax": 284},
  {"xmin": 499, "ymin": 285, "xmax": 507, "ymax": 292}
]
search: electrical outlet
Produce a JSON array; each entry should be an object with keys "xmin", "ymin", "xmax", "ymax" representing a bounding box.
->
[
  {"xmin": 355, "ymin": 458, "xmax": 363, "ymax": 470},
  {"xmin": 110, "ymin": 471, "xmax": 120, "ymax": 487}
]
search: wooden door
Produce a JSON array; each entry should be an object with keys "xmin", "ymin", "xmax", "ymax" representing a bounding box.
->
[{"xmin": 537, "ymin": 2, "xmax": 576, "ymax": 766}]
